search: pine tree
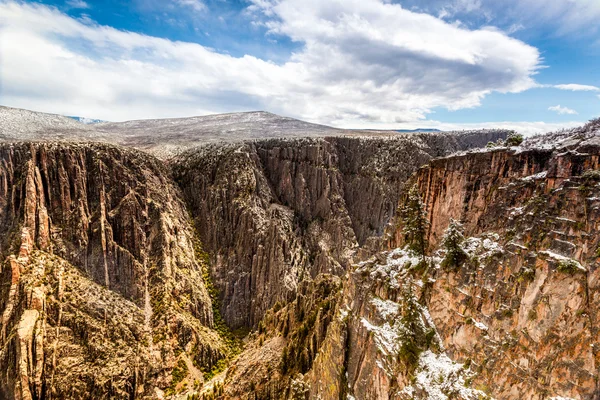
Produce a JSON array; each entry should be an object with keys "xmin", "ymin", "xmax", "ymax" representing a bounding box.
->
[
  {"xmin": 401, "ymin": 184, "xmax": 429, "ymax": 256},
  {"xmin": 397, "ymin": 284, "xmax": 434, "ymax": 374},
  {"xmin": 441, "ymin": 219, "xmax": 467, "ymax": 271}
]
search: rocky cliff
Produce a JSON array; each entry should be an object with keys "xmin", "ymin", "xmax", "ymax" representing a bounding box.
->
[
  {"xmin": 4, "ymin": 117, "xmax": 598, "ymax": 400},
  {"xmin": 395, "ymin": 130, "xmax": 600, "ymax": 399},
  {"xmin": 196, "ymin": 120, "xmax": 600, "ymax": 400},
  {"xmin": 0, "ymin": 143, "xmax": 229, "ymax": 399},
  {"xmin": 173, "ymin": 132, "xmax": 507, "ymax": 330},
  {"xmin": 0, "ymin": 128, "xmax": 508, "ymax": 399}
]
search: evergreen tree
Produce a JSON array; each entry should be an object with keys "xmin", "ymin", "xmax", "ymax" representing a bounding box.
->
[
  {"xmin": 397, "ymin": 284, "xmax": 435, "ymax": 374},
  {"xmin": 401, "ymin": 184, "xmax": 429, "ymax": 256},
  {"xmin": 441, "ymin": 219, "xmax": 467, "ymax": 271}
]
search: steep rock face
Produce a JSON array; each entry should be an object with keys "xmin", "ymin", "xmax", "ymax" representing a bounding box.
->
[
  {"xmin": 174, "ymin": 132, "xmax": 508, "ymax": 329},
  {"xmin": 211, "ymin": 130, "xmax": 600, "ymax": 400},
  {"xmin": 0, "ymin": 143, "xmax": 227, "ymax": 399},
  {"xmin": 401, "ymin": 144, "xmax": 600, "ymax": 399},
  {"xmin": 354, "ymin": 135, "xmax": 600, "ymax": 399},
  {"xmin": 199, "ymin": 274, "xmax": 344, "ymax": 400}
]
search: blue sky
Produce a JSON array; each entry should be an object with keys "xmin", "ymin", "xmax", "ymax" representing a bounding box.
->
[{"xmin": 1, "ymin": 0, "xmax": 599, "ymax": 133}]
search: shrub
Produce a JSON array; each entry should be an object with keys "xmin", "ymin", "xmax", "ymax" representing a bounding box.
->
[
  {"xmin": 557, "ymin": 259, "xmax": 583, "ymax": 274},
  {"xmin": 505, "ymin": 131, "xmax": 524, "ymax": 147}
]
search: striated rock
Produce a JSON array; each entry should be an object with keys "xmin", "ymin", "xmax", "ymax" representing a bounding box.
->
[
  {"xmin": 174, "ymin": 133, "xmax": 508, "ymax": 329},
  {"xmin": 201, "ymin": 122, "xmax": 600, "ymax": 400},
  {"xmin": 0, "ymin": 143, "xmax": 228, "ymax": 399}
]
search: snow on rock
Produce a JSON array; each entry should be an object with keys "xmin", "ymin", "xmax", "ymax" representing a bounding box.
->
[
  {"xmin": 473, "ymin": 320, "xmax": 488, "ymax": 331},
  {"xmin": 539, "ymin": 251, "xmax": 587, "ymax": 271},
  {"xmin": 520, "ymin": 171, "xmax": 547, "ymax": 182},
  {"xmin": 461, "ymin": 234, "xmax": 504, "ymax": 261},
  {"xmin": 370, "ymin": 297, "xmax": 400, "ymax": 320},
  {"xmin": 361, "ymin": 318, "xmax": 400, "ymax": 358},
  {"xmin": 403, "ymin": 350, "xmax": 490, "ymax": 400},
  {"xmin": 356, "ymin": 247, "xmax": 423, "ymax": 288},
  {"xmin": 339, "ymin": 308, "xmax": 349, "ymax": 322}
]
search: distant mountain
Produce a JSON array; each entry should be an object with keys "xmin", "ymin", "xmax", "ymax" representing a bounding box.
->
[
  {"xmin": 396, "ymin": 128, "xmax": 441, "ymax": 133},
  {"xmin": 68, "ymin": 116, "xmax": 105, "ymax": 124},
  {"xmin": 0, "ymin": 106, "xmax": 510, "ymax": 158},
  {"xmin": 0, "ymin": 106, "xmax": 94, "ymax": 141}
]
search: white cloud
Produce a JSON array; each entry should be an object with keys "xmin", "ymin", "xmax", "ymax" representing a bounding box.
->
[
  {"xmin": 0, "ymin": 0, "xmax": 541, "ymax": 125},
  {"xmin": 404, "ymin": 0, "xmax": 600, "ymax": 37},
  {"xmin": 553, "ymin": 83, "xmax": 600, "ymax": 92},
  {"xmin": 66, "ymin": 0, "xmax": 89, "ymax": 9},
  {"xmin": 175, "ymin": 0, "xmax": 206, "ymax": 13},
  {"xmin": 548, "ymin": 105, "xmax": 578, "ymax": 115}
]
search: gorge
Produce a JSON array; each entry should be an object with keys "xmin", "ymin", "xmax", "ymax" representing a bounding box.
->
[{"xmin": 0, "ymin": 106, "xmax": 599, "ymax": 399}]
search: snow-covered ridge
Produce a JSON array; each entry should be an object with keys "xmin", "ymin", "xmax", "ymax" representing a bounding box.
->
[
  {"xmin": 0, "ymin": 106, "xmax": 92, "ymax": 139},
  {"xmin": 521, "ymin": 117, "xmax": 600, "ymax": 150},
  {"xmin": 0, "ymin": 106, "xmax": 509, "ymax": 159}
]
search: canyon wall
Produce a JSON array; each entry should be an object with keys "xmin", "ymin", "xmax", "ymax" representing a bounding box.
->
[
  {"xmin": 321, "ymin": 133, "xmax": 600, "ymax": 399},
  {"xmin": 204, "ymin": 125, "xmax": 600, "ymax": 400},
  {"xmin": 173, "ymin": 132, "xmax": 507, "ymax": 330},
  {"xmin": 0, "ymin": 143, "xmax": 227, "ymax": 399}
]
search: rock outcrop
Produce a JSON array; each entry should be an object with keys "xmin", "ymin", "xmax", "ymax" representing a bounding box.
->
[
  {"xmin": 394, "ymin": 138, "xmax": 600, "ymax": 399},
  {"xmin": 173, "ymin": 132, "xmax": 507, "ymax": 329},
  {"xmin": 0, "ymin": 143, "xmax": 228, "ymax": 399},
  {"xmin": 8, "ymin": 118, "xmax": 598, "ymax": 400},
  {"xmin": 197, "ymin": 121, "xmax": 600, "ymax": 400}
]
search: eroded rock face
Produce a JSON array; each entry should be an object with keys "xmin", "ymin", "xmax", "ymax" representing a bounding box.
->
[
  {"xmin": 203, "ymin": 128, "xmax": 600, "ymax": 400},
  {"xmin": 334, "ymin": 138, "xmax": 600, "ymax": 399},
  {"xmin": 0, "ymin": 143, "xmax": 227, "ymax": 399},
  {"xmin": 174, "ymin": 133, "xmax": 508, "ymax": 330},
  {"xmin": 400, "ymin": 144, "xmax": 600, "ymax": 399}
]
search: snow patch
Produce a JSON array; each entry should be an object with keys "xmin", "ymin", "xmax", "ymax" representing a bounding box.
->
[
  {"xmin": 361, "ymin": 318, "xmax": 400, "ymax": 357},
  {"xmin": 357, "ymin": 247, "xmax": 422, "ymax": 288},
  {"xmin": 370, "ymin": 297, "xmax": 400, "ymax": 320},
  {"xmin": 473, "ymin": 320, "xmax": 488, "ymax": 331},
  {"xmin": 520, "ymin": 171, "xmax": 547, "ymax": 182},
  {"xmin": 402, "ymin": 350, "xmax": 489, "ymax": 400},
  {"xmin": 539, "ymin": 250, "xmax": 587, "ymax": 271}
]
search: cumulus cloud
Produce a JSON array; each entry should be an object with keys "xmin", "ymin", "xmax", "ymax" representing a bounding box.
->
[
  {"xmin": 0, "ymin": 0, "xmax": 541, "ymax": 124},
  {"xmin": 548, "ymin": 105, "xmax": 578, "ymax": 115}
]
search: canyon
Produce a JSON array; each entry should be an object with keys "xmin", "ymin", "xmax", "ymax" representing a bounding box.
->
[{"xmin": 0, "ymin": 106, "xmax": 599, "ymax": 399}]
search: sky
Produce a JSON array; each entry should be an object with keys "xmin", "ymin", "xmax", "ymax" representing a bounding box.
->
[{"xmin": 0, "ymin": 0, "xmax": 599, "ymax": 134}]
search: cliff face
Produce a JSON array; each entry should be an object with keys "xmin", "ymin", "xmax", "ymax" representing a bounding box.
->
[
  {"xmin": 0, "ymin": 143, "xmax": 227, "ymax": 399},
  {"xmin": 402, "ymin": 143, "xmax": 600, "ymax": 399},
  {"xmin": 173, "ymin": 132, "xmax": 507, "ymax": 330},
  {"xmin": 200, "ymin": 126, "xmax": 600, "ymax": 400},
  {"xmin": 11, "ymin": 124, "xmax": 596, "ymax": 400},
  {"xmin": 330, "ymin": 134, "xmax": 600, "ymax": 399}
]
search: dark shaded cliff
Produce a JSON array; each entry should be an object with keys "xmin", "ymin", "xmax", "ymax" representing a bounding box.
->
[{"xmin": 173, "ymin": 132, "xmax": 508, "ymax": 329}]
